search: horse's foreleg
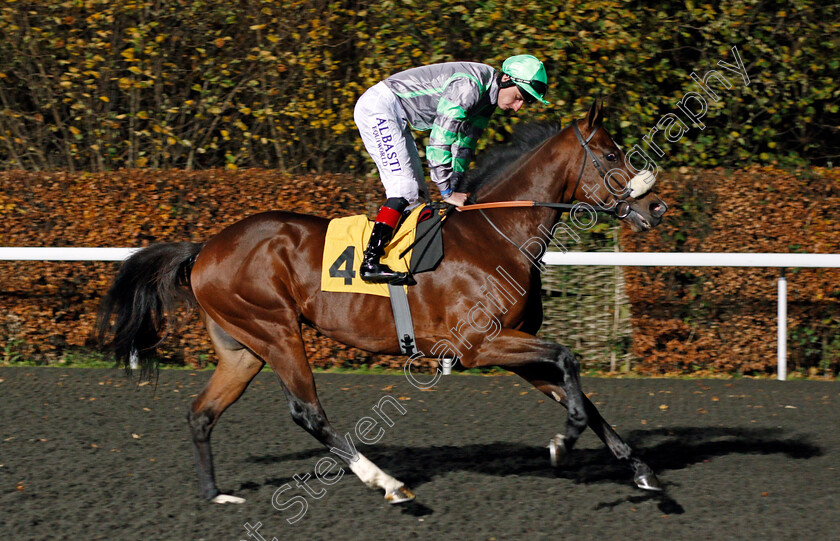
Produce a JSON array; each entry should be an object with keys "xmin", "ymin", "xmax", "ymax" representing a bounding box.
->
[
  {"xmin": 467, "ymin": 330, "xmax": 588, "ymax": 456},
  {"xmin": 509, "ymin": 364, "xmax": 662, "ymax": 491},
  {"xmin": 188, "ymin": 316, "xmax": 265, "ymax": 503},
  {"xmin": 579, "ymin": 393, "xmax": 661, "ymax": 490}
]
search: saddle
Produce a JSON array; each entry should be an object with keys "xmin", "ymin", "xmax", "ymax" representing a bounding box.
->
[{"xmin": 320, "ymin": 202, "xmax": 446, "ymax": 298}]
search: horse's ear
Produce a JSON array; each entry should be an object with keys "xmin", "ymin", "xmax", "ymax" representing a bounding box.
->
[{"xmin": 587, "ymin": 99, "xmax": 604, "ymax": 129}]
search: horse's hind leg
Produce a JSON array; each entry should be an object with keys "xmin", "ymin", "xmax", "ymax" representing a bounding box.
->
[
  {"xmin": 241, "ymin": 316, "xmax": 415, "ymax": 504},
  {"xmin": 188, "ymin": 315, "xmax": 265, "ymax": 504},
  {"xmin": 508, "ymin": 363, "xmax": 662, "ymax": 491}
]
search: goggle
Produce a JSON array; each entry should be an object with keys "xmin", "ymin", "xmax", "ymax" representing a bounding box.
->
[{"xmin": 507, "ymin": 76, "xmax": 547, "ymax": 104}]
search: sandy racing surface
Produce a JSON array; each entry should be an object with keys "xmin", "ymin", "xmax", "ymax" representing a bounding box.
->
[{"xmin": 1, "ymin": 367, "xmax": 837, "ymax": 540}]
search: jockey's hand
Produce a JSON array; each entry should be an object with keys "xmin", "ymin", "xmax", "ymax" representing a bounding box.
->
[{"xmin": 442, "ymin": 192, "xmax": 468, "ymax": 207}]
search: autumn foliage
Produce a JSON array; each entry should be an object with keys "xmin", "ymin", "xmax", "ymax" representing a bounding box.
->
[
  {"xmin": 1, "ymin": 0, "xmax": 838, "ymax": 173},
  {"xmin": 0, "ymin": 1, "xmax": 838, "ymax": 374}
]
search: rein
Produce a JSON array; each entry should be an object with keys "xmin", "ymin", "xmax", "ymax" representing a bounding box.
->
[
  {"xmin": 456, "ymin": 200, "xmax": 585, "ymax": 213},
  {"xmin": 452, "ymin": 121, "xmax": 636, "ymax": 254}
]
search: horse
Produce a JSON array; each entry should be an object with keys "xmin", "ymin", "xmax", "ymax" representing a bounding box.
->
[{"xmin": 96, "ymin": 101, "xmax": 668, "ymax": 505}]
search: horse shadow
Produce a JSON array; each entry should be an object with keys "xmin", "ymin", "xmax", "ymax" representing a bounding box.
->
[{"xmin": 244, "ymin": 426, "xmax": 821, "ymax": 515}]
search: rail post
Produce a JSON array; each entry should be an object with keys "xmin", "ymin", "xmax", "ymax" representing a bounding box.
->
[{"xmin": 777, "ymin": 268, "xmax": 787, "ymax": 381}]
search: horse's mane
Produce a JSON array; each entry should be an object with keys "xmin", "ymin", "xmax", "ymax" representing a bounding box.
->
[{"xmin": 456, "ymin": 122, "xmax": 562, "ymax": 194}]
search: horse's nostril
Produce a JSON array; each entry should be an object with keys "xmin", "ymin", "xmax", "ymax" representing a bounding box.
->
[{"xmin": 650, "ymin": 202, "xmax": 667, "ymax": 218}]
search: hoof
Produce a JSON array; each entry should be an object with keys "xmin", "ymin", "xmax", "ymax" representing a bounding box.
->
[
  {"xmin": 211, "ymin": 494, "xmax": 246, "ymax": 504},
  {"xmin": 548, "ymin": 434, "xmax": 566, "ymax": 468},
  {"xmin": 634, "ymin": 472, "xmax": 663, "ymax": 492},
  {"xmin": 384, "ymin": 485, "xmax": 415, "ymax": 505}
]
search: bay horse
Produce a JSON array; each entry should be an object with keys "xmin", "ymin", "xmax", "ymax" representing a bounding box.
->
[{"xmin": 96, "ymin": 101, "xmax": 668, "ymax": 505}]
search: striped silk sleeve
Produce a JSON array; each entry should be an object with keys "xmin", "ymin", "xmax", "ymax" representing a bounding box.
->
[{"xmin": 426, "ymin": 75, "xmax": 489, "ymax": 196}]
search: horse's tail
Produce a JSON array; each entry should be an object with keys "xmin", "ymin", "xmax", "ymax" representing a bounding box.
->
[{"xmin": 95, "ymin": 242, "xmax": 203, "ymax": 377}]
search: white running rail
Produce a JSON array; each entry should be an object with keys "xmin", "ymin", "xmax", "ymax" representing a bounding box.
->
[{"xmin": 0, "ymin": 247, "xmax": 139, "ymax": 261}]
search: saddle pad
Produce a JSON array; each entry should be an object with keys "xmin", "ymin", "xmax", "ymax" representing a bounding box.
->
[{"xmin": 321, "ymin": 205, "xmax": 426, "ymax": 297}]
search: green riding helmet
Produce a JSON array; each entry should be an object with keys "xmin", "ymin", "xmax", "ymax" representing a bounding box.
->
[{"xmin": 501, "ymin": 54, "xmax": 549, "ymax": 105}]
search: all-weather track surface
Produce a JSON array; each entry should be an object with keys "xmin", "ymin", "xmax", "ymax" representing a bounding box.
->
[{"xmin": 0, "ymin": 367, "xmax": 837, "ymax": 541}]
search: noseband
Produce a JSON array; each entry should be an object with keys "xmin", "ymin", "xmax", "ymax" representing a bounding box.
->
[{"xmin": 570, "ymin": 122, "xmax": 633, "ymax": 220}]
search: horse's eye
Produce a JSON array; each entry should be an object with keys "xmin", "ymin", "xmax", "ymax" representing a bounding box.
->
[{"xmin": 606, "ymin": 153, "xmax": 617, "ymax": 162}]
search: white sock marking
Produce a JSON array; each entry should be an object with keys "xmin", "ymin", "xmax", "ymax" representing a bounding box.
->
[{"xmin": 348, "ymin": 452, "xmax": 403, "ymax": 492}]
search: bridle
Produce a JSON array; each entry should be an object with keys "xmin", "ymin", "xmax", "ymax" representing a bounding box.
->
[
  {"xmin": 448, "ymin": 121, "xmax": 642, "ymax": 254},
  {"xmin": 569, "ymin": 122, "xmax": 633, "ymax": 220}
]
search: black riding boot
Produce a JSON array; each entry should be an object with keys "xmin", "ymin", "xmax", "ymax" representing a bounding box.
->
[{"xmin": 360, "ymin": 222, "xmax": 414, "ymax": 284}]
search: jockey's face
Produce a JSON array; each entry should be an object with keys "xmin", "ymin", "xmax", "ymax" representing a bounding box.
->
[{"xmin": 498, "ymin": 75, "xmax": 527, "ymax": 112}]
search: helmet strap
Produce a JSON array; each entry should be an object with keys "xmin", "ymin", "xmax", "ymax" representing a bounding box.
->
[{"xmin": 498, "ymin": 73, "xmax": 516, "ymax": 89}]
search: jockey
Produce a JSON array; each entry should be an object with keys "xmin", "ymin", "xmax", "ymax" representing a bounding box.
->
[{"xmin": 354, "ymin": 54, "xmax": 549, "ymax": 284}]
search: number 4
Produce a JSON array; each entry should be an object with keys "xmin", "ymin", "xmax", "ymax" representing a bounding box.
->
[{"xmin": 329, "ymin": 246, "xmax": 356, "ymax": 285}]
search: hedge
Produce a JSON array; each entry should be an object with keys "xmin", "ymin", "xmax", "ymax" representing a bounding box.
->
[
  {"xmin": 0, "ymin": 168, "xmax": 397, "ymax": 369},
  {"xmin": 0, "ymin": 0, "xmax": 837, "ymax": 172},
  {"xmin": 2, "ymin": 166, "xmax": 838, "ymax": 376},
  {"xmin": 622, "ymin": 165, "xmax": 840, "ymax": 376}
]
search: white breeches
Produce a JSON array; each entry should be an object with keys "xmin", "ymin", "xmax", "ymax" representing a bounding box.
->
[{"xmin": 354, "ymin": 82, "xmax": 428, "ymax": 206}]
